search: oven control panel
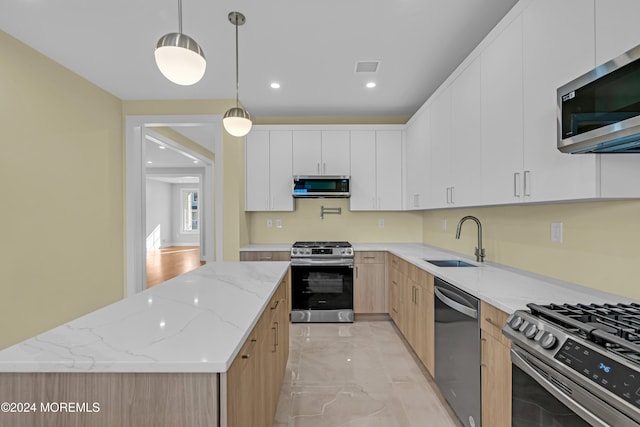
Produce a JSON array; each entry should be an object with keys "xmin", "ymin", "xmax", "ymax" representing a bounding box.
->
[{"xmin": 555, "ymin": 339, "xmax": 640, "ymax": 410}]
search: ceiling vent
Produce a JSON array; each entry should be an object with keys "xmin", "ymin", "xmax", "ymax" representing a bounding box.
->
[{"xmin": 355, "ymin": 60, "xmax": 380, "ymax": 73}]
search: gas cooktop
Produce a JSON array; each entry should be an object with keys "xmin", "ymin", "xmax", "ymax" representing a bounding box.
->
[
  {"xmin": 527, "ymin": 302, "xmax": 640, "ymax": 364},
  {"xmin": 504, "ymin": 302, "xmax": 640, "ymax": 424}
]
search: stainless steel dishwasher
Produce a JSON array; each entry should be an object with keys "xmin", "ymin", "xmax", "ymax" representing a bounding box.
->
[{"xmin": 434, "ymin": 277, "xmax": 481, "ymax": 427}]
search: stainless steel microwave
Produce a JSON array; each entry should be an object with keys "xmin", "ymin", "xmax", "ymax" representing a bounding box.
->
[
  {"xmin": 557, "ymin": 43, "xmax": 640, "ymax": 153},
  {"xmin": 292, "ymin": 176, "xmax": 350, "ymax": 198}
]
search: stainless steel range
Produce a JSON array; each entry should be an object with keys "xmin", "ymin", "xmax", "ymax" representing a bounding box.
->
[
  {"xmin": 290, "ymin": 241, "xmax": 354, "ymax": 323},
  {"xmin": 503, "ymin": 303, "xmax": 640, "ymax": 427}
]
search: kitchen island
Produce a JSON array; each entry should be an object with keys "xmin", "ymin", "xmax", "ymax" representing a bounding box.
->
[{"xmin": 0, "ymin": 261, "xmax": 290, "ymax": 427}]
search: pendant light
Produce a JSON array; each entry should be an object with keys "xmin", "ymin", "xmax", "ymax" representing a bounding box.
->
[
  {"xmin": 223, "ymin": 11, "xmax": 253, "ymax": 137},
  {"xmin": 155, "ymin": 0, "xmax": 206, "ymax": 86}
]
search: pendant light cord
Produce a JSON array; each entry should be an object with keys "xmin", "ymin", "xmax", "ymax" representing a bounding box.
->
[
  {"xmin": 235, "ymin": 19, "xmax": 240, "ymax": 108},
  {"xmin": 178, "ymin": 0, "xmax": 183, "ymax": 33}
]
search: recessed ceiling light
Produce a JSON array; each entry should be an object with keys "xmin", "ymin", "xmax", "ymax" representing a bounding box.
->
[
  {"xmin": 366, "ymin": 82, "xmax": 376, "ymax": 89},
  {"xmin": 193, "ymin": 160, "xmax": 199, "ymax": 164},
  {"xmin": 158, "ymin": 145, "xmax": 166, "ymax": 150},
  {"xmin": 270, "ymin": 82, "xmax": 281, "ymax": 89},
  {"xmin": 147, "ymin": 161, "xmax": 153, "ymax": 164}
]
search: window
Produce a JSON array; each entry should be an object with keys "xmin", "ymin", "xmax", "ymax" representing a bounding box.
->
[{"xmin": 181, "ymin": 189, "xmax": 199, "ymax": 233}]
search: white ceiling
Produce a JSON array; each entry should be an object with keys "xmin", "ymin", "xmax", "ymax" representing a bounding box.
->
[{"xmin": 1, "ymin": 0, "xmax": 518, "ymax": 118}]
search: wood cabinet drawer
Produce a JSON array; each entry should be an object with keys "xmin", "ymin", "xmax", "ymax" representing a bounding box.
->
[
  {"xmin": 387, "ymin": 253, "xmax": 408, "ymax": 275},
  {"xmin": 240, "ymin": 251, "xmax": 291, "ymax": 262},
  {"xmin": 355, "ymin": 251, "xmax": 385, "ymax": 264},
  {"xmin": 480, "ymin": 301, "xmax": 511, "ymax": 347}
]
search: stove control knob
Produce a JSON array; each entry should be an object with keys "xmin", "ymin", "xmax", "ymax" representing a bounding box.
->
[
  {"xmin": 509, "ymin": 316, "xmax": 524, "ymax": 330},
  {"xmin": 292, "ymin": 249, "xmax": 298, "ymax": 255},
  {"xmin": 524, "ymin": 324, "xmax": 538, "ymax": 339},
  {"xmin": 540, "ymin": 332, "xmax": 557, "ymax": 349}
]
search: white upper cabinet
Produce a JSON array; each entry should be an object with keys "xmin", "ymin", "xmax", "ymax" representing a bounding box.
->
[
  {"xmin": 481, "ymin": 14, "xmax": 524, "ymax": 205},
  {"xmin": 320, "ymin": 131, "xmax": 351, "ymax": 175},
  {"xmin": 404, "ymin": 106, "xmax": 430, "ymax": 209},
  {"xmin": 350, "ymin": 130, "xmax": 403, "ymax": 211},
  {"xmin": 245, "ymin": 130, "xmax": 270, "ymax": 211},
  {"xmin": 292, "ymin": 130, "xmax": 350, "ymax": 176},
  {"xmin": 522, "ymin": 0, "xmax": 598, "ymax": 202},
  {"xmin": 450, "ymin": 56, "xmax": 483, "ymax": 207},
  {"xmin": 349, "ymin": 131, "xmax": 377, "ymax": 210},
  {"xmin": 428, "ymin": 87, "xmax": 452, "ymax": 208},
  {"xmin": 595, "ymin": 0, "xmax": 640, "ymax": 65},
  {"xmin": 269, "ymin": 131, "xmax": 295, "ymax": 211},
  {"xmin": 245, "ymin": 130, "xmax": 294, "ymax": 212},
  {"xmin": 376, "ymin": 130, "xmax": 403, "ymax": 210}
]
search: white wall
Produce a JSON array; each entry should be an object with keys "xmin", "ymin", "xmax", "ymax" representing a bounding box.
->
[{"xmin": 145, "ymin": 178, "xmax": 172, "ymax": 249}]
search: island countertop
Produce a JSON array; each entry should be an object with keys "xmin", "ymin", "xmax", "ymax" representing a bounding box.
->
[{"xmin": 0, "ymin": 261, "xmax": 290, "ymax": 373}]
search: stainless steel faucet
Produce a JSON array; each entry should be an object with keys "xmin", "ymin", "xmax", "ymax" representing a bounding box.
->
[{"xmin": 455, "ymin": 216, "xmax": 486, "ymax": 262}]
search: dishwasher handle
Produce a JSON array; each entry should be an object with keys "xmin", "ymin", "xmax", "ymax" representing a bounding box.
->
[{"xmin": 434, "ymin": 286, "xmax": 478, "ymax": 319}]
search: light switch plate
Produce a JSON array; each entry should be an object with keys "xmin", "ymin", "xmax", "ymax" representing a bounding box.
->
[
  {"xmin": 551, "ymin": 222, "xmax": 563, "ymax": 243},
  {"xmin": 378, "ymin": 219, "xmax": 385, "ymax": 228},
  {"xmin": 275, "ymin": 219, "xmax": 282, "ymax": 229},
  {"xmin": 266, "ymin": 219, "xmax": 273, "ymax": 228}
]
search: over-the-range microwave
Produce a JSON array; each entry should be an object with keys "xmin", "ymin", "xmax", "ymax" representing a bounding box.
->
[
  {"xmin": 557, "ymin": 43, "xmax": 640, "ymax": 153},
  {"xmin": 292, "ymin": 175, "xmax": 350, "ymax": 198}
]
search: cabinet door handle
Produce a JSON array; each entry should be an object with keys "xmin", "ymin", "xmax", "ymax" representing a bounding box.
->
[
  {"xmin": 446, "ymin": 187, "xmax": 450, "ymax": 204},
  {"xmin": 355, "ymin": 266, "xmax": 359, "ymax": 279},
  {"xmin": 514, "ymin": 172, "xmax": 521, "ymax": 197},
  {"xmin": 260, "ymin": 256, "xmax": 273, "ymax": 261},
  {"xmin": 241, "ymin": 338, "xmax": 257, "ymax": 359},
  {"xmin": 272, "ymin": 322, "xmax": 279, "ymax": 352},
  {"xmin": 484, "ymin": 317, "xmax": 503, "ymax": 329},
  {"xmin": 524, "ymin": 170, "xmax": 531, "ymax": 197},
  {"xmin": 450, "ymin": 186, "xmax": 455, "ymax": 204},
  {"xmin": 323, "ymin": 162, "xmax": 326, "ymax": 174},
  {"xmin": 270, "ymin": 299, "xmax": 279, "ymax": 310}
]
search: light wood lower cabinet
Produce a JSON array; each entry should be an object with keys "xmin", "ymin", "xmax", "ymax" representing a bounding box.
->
[
  {"xmin": 240, "ymin": 251, "xmax": 291, "ymax": 262},
  {"xmin": 480, "ymin": 300, "xmax": 512, "ymax": 427},
  {"xmin": 226, "ymin": 276, "xmax": 289, "ymax": 427},
  {"xmin": 354, "ymin": 251, "xmax": 386, "ymax": 313},
  {"xmin": 387, "ymin": 254, "xmax": 435, "ymax": 376}
]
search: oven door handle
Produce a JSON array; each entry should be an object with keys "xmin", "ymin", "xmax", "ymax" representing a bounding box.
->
[
  {"xmin": 291, "ymin": 258, "xmax": 354, "ymax": 267},
  {"xmin": 511, "ymin": 348, "xmax": 610, "ymax": 427}
]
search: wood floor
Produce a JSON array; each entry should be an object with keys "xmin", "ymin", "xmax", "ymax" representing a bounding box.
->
[{"xmin": 146, "ymin": 246, "xmax": 204, "ymax": 288}]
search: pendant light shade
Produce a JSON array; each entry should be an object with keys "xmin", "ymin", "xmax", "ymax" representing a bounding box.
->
[
  {"xmin": 223, "ymin": 11, "xmax": 252, "ymax": 137},
  {"xmin": 223, "ymin": 107, "xmax": 252, "ymax": 137},
  {"xmin": 155, "ymin": 0, "xmax": 206, "ymax": 86}
]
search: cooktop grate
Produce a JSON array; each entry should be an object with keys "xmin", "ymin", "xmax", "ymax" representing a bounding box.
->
[{"xmin": 528, "ymin": 302, "xmax": 640, "ymax": 364}]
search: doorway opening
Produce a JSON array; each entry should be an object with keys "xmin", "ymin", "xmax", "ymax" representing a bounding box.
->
[{"xmin": 126, "ymin": 115, "xmax": 223, "ymax": 296}]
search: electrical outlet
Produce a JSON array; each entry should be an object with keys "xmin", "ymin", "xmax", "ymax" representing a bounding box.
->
[
  {"xmin": 441, "ymin": 219, "xmax": 447, "ymax": 231},
  {"xmin": 378, "ymin": 218, "xmax": 385, "ymax": 228},
  {"xmin": 266, "ymin": 219, "xmax": 273, "ymax": 228},
  {"xmin": 551, "ymin": 222, "xmax": 563, "ymax": 243},
  {"xmin": 275, "ymin": 219, "xmax": 282, "ymax": 229}
]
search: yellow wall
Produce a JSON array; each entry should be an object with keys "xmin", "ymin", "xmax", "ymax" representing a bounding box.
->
[
  {"xmin": 249, "ymin": 199, "xmax": 423, "ymax": 243},
  {"xmin": 0, "ymin": 31, "xmax": 124, "ymax": 349},
  {"xmin": 422, "ymin": 201, "xmax": 640, "ymax": 301}
]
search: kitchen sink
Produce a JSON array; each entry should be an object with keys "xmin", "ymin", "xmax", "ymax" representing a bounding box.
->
[{"xmin": 424, "ymin": 259, "xmax": 477, "ymax": 268}]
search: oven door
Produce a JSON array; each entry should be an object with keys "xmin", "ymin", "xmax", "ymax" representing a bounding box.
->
[
  {"xmin": 511, "ymin": 346, "xmax": 637, "ymax": 427},
  {"xmin": 290, "ymin": 259, "xmax": 353, "ymax": 310}
]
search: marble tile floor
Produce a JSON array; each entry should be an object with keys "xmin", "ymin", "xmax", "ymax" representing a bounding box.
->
[{"xmin": 274, "ymin": 320, "xmax": 464, "ymax": 427}]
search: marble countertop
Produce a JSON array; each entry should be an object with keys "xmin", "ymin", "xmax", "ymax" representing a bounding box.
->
[
  {"xmin": 0, "ymin": 262, "xmax": 290, "ymax": 373},
  {"xmin": 241, "ymin": 242, "xmax": 637, "ymax": 313}
]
